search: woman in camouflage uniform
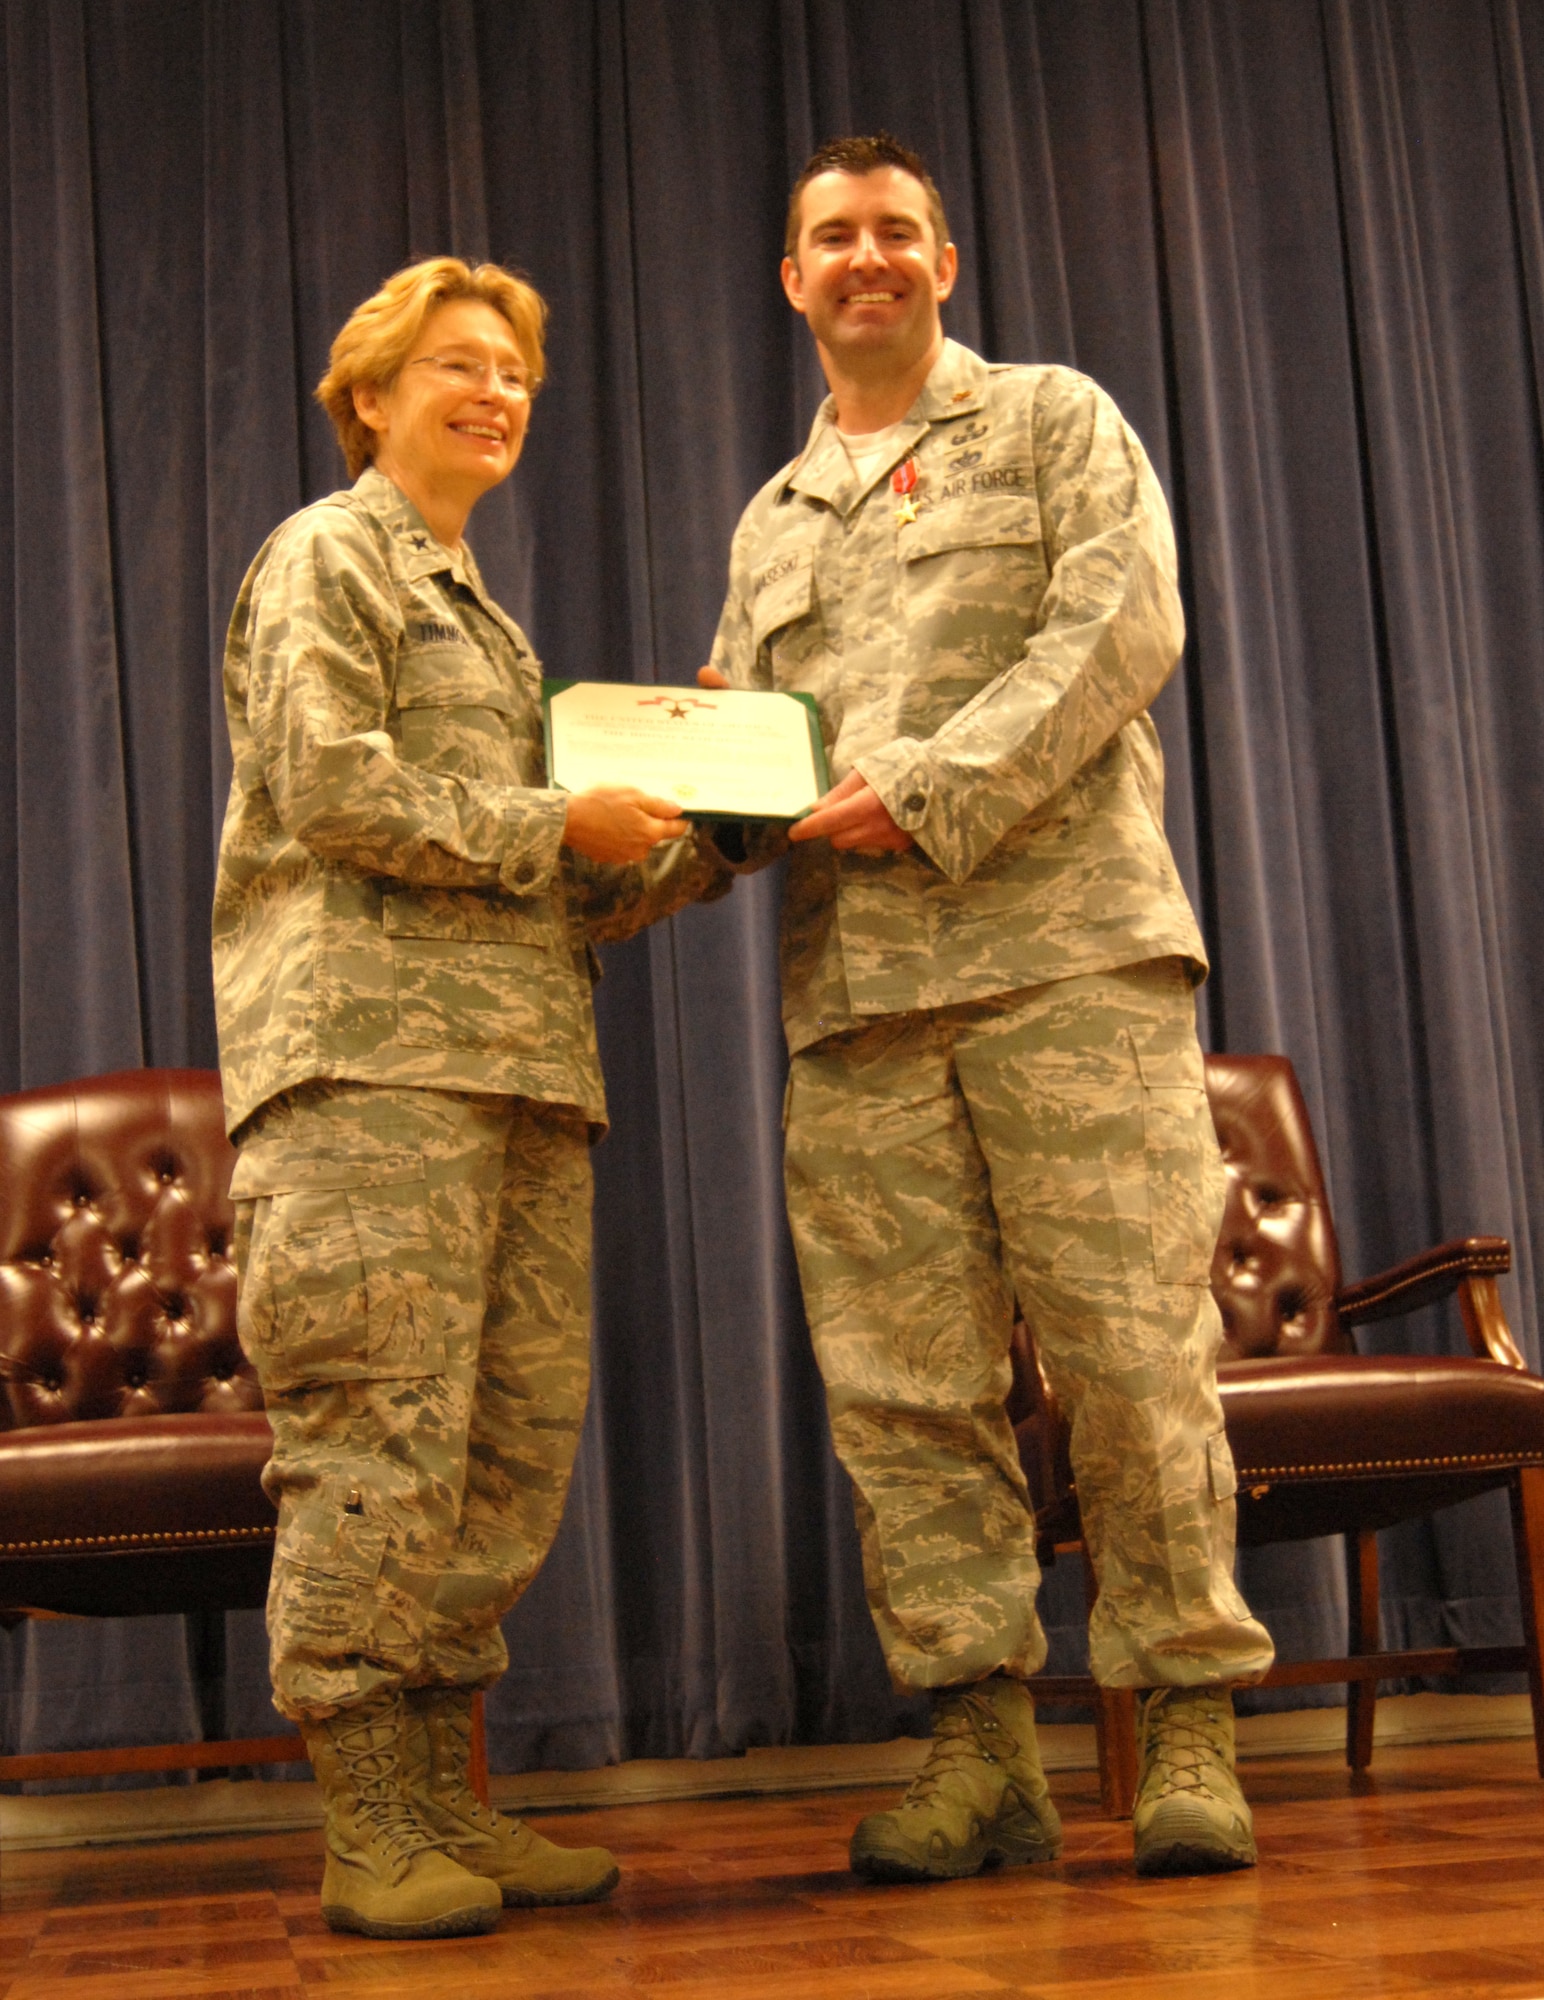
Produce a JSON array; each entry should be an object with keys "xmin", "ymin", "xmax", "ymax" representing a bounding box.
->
[{"xmin": 213, "ymin": 259, "xmax": 725, "ymax": 1940}]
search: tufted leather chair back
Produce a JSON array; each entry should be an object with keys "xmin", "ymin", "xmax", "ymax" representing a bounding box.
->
[
  {"xmin": 0, "ymin": 1069, "xmax": 260, "ymax": 1430},
  {"xmin": 1206, "ymin": 1052, "xmax": 1349, "ymax": 1360}
]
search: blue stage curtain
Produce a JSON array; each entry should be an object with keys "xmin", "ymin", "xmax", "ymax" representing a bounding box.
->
[{"xmin": 0, "ymin": 0, "xmax": 1540, "ymax": 1778}]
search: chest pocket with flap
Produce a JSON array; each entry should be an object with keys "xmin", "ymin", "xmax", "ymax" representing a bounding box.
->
[
  {"xmin": 750, "ymin": 548, "xmax": 816, "ymax": 656},
  {"xmin": 897, "ymin": 489, "xmax": 1048, "ymax": 664},
  {"xmin": 394, "ymin": 641, "xmax": 528, "ymax": 785},
  {"xmin": 899, "ymin": 489, "xmax": 1042, "ymax": 562}
]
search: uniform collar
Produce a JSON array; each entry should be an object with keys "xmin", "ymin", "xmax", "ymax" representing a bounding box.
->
[
  {"xmin": 353, "ymin": 466, "xmax": 459, "ymax": 582},
  {"xmin": 779, "ymin": 338, "xmax": 988, "ymax": 513},
  {"xmin": 352, "ymin": 466, "xmax": 519, "ymax": 640},
  {"xmin": 914, "ymin": 337, "xmax": 988, "ymax": 420}
]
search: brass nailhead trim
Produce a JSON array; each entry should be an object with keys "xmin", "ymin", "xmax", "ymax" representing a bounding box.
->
[
  {"xmin": 1342, "ymin": 1248, "xmax": 1508, "ymax": 1311},
  {"xmin": 0, "ymin": 1525, "xmax": 274, "ymax": 1557},
  {"xmin": 1237, "ymin": 1449, "xmax": 1544, "ymax": 1479}
]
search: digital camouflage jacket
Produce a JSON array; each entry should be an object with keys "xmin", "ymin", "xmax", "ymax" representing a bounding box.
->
[
  {"xmin": 708, "ymin": 340, "xmax": 1206, "ymax": 1054},
  {"xmin": 214, "ymin": 467, "xmax": 726, "ymax": 1133}
]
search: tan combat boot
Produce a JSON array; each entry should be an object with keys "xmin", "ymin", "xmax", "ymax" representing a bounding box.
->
[
  {"xmin": 1132, "ymin": 1686, "xmax": 1257, "ymax": 1875},
  {"xmin": 849, "ymin": 1675, "xmax": 1063, "ymax": 1881},
  {"xmin": 302, "ymin": 1692, "xmax": 502, "ymax": 1937},
  {"xmin": 403, "ymin": 1686, "xmax": 620, "ymax": 1906}
]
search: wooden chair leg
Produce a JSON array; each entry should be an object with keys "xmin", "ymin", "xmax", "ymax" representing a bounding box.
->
[
  {"xmin": 469, "ymin": 1689, "xmax": 491, "ymax": 1806},
  {"xmin": 1508, "ymin": 1466, "xmax": 1544, "ymax": 1779},
  {"xmin": 1094, "ymin": 1687, "xmax": 1138, "ymax": 1818},
  {"xmin": 1346, "ymin": 1528, "xmax": 1379, "ymax": 1770},
  {"xmin": 1080, "ymin": 1546, "xmax": 1137, "ymax": 1816}
]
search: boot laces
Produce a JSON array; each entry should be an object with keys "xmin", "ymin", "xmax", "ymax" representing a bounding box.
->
[
  {"xmin": 904, "ymin": 1690, "xmax": 1015, "ymax": 1808},
  {"xmin": 419, "ymin": 1696, "xmax": 509, "ymax": 1834},
  {"xmin": 1138, "ymin": 1693, "xmax": 1231, "ymax": 1802},
  {"xmin": 334, "ymin": 1708, "xmax": 440, "ymax": 1858}
]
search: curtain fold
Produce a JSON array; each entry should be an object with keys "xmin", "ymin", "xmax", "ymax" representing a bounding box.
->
[
  {"xmin": 6, "ymin": 0, "xmax": 143, "ymax": 1086},
  {"xmin": 0, "ymin": 0, "xmax": 1539, "ymax": 1777}
]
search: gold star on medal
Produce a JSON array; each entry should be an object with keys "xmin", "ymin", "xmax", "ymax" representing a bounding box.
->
[{"xmin": 895, "ymin": 495, "xmax": 919, "ymax": 527}]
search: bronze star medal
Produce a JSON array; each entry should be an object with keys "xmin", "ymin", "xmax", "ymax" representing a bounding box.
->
[
  {"xmin": 892, "ymin": 455, "xmax": 920, "ymax": 526},
  {"xmin": 637, "ymin": 694, "xmax": 713, "ymax": 718}
]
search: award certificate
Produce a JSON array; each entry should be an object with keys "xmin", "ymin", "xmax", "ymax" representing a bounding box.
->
[{"xmin": 542, "ymin": 680, "xmax": 831, "ymax": 821}]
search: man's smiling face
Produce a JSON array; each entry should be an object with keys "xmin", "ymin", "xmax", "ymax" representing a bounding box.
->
[{"xmin": 781, "ymin": 166, "xmax": 957, "ymax": 379}]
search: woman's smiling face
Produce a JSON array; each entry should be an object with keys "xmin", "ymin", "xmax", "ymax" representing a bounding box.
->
[{"xmin": 354, "ymin": 297, "xmax": 532, "ymax": 527}]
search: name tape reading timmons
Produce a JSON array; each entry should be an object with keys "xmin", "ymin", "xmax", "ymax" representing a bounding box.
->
[{"xmin": 542, "ymin": 681, "xmax": 830, "ymax": 821}]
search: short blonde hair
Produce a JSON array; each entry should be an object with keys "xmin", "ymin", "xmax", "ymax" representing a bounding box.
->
[{"xmin": 316, "ymin": 256, "xmax": 548, "ymax": 478}]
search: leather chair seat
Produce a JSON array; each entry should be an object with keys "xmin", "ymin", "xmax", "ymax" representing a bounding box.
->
[
  {"xmin": 1225, "ymin": 1355, "xmax": 1544, "ymax": 1542},
  {"xmin": 0, "ymin": 1410, "xmax": 275, "ymax": 1616}
]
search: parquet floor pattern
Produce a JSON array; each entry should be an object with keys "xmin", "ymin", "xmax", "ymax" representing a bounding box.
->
[{"xmin": 1, "ymin": 1739, "xmax": 1542, "ymax": 1999}]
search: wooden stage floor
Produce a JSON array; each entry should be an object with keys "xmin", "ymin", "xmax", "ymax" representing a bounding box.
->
[{"xmin": 0, "ymin": 1738, "xmax": 1541, "ymax": 1998}]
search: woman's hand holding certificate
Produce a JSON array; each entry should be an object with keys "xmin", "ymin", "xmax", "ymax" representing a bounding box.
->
[{"xmin": 561, "ymin": 787, "xmax": 689, "ymax": 862}]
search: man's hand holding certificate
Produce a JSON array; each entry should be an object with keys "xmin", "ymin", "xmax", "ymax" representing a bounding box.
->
[
  {"xmin": 690, "ymin": 664, "xmax": 915, "ymax": 854},
  {"xmin": 543, "ymin": 679, "xmax": 831, "ymax": 822}
]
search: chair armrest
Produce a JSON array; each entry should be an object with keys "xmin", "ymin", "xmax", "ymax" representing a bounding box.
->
[{"xmin": 1337, "ymin": 1236, "xmax": 1524, "ymax": 1368}]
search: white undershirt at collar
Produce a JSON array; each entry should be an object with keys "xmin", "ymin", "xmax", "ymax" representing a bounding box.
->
[{"xmin": 837, "ymin": 418, "xmax": 910, "ymax": 484}]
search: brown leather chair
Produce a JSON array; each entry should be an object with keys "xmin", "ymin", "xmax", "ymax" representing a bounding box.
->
[
  {"xmin": 1015, "ymin": 1052, "xmax": 1544, "ymax": 1815},
  {"xmin": 0, "ymin": 1067, "xmax": 299, "ymax": 1782}
]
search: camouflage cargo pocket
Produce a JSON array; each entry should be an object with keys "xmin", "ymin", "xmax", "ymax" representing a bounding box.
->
[
  {"xmin": 270, "ymin": 1484, "xmax": 389, "ymax": 1652},
  {"xmin": 385, "ymin": 890, "xmax": 549, "ymax": 1050},
  {"xmin": 1131, "ymin": 1020, "xmax": 1224, "ymax": 1285},
  {"xmin": 1207, "ymin": 1427, "xmax": 1239, "ymax": 1502},
  {"xmin": 233, "ymin": 1154, "xmax": 445, "ymax": 1390}
]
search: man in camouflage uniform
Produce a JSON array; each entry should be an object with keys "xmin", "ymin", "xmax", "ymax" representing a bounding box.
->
[
  {"xmin": 216, "ymin": 260, "xmax": 728, "ymax": 1937},
  {"xmin": 702, "ymin": 136, "xmax": 1274, "ymax": 1879}
]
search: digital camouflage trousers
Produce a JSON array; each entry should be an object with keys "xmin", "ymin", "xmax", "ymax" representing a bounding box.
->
[
  {"xmin": 230, "ymin": 1081, "xmax": 592, "ymax": 1720},
  {"xmin": 783, "ymin": 957, "xmax": 1275, "ymax": 1693}
]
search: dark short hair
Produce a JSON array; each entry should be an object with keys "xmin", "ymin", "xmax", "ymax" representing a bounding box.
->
[{"xmin": 784, "ymin": 133, "xmax": 951, "ymax": 260}]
